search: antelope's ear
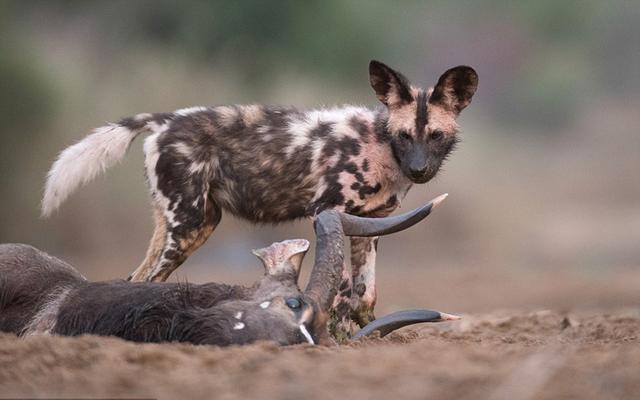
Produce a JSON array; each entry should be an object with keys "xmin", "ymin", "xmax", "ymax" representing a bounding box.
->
[
  {"xmin": 429, "ymin": 66, "xmax": 478, "ymax": 114},
  {"xmin": 369, "ymin": 60, "xmax": 414, "ymax": 108},
  {"xmin": 252, "ymin": 239, "xmax": 309, "ymax": 282}
]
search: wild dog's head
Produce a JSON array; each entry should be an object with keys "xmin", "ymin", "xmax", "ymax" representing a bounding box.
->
[{"xmin": 369, "ymin": 61, "xmax": 478, "ymax": 183}]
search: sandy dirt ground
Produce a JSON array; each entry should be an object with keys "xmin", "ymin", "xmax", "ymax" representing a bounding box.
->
[{"xmin": 1, "ymin": 309, "xmax": 638, "ymax": 400}]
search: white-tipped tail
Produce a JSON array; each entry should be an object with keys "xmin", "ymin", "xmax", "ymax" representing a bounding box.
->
[{"xmin": 41, "ymin": 124, "xmax": 142, "ymax": 217}]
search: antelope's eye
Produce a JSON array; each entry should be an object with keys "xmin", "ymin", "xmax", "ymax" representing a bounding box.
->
[
  {"xmin": 399, "ymin": 131, "xmax": 412, "ymax": 141},
  {"xmin": 430, "ymin": 130, "xmax": 444, "ymax": 141},
  {"xmin": 285, "ymin": 298, "xmax": 302, "ymax": 310}
]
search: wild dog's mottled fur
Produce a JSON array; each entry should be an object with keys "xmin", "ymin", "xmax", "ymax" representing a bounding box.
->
[{"xmin": 42, "ymin": 61, "xmax": 478, "ymax": 331}]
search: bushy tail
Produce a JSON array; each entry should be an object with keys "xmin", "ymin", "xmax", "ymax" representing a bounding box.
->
[{"xmin": 41, "ymin": 116, "xmax": 157, "ymax": 217}]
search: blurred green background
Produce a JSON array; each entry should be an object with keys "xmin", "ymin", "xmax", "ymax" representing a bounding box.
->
[{"xmin": 1, "ymin": 1, "xmax": 638, "ymax": 313}]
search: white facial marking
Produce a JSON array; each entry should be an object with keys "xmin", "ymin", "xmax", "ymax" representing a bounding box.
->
[
  {"xmin": 260, "ymin": 301, "xmax": 270, "ymax": 309},
  {"xmin": 233, "ymin": 322, "xmax": 245, "ymax": 330},
  {"xmin": 299, "ymin": 325, "xmax": 315, "ymax": 345},
  {"xmin": 235, "ymin": 311, "xmax": 243, "ymax": 320}
]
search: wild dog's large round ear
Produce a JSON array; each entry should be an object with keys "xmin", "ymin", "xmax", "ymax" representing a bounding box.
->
[
  {"xmin": 369, "ymin": 60, "xmax": 414, "ymax": 108},
  {"xmin": 428, "ymin": 66, "xmax": 478, "ymax": 114},
  {"xmin": 252, "ymin": 239, "xmax": 310, "ymax": 283}
]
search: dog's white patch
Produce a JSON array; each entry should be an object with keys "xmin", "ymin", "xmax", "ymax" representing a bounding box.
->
[
  {"xmin": 310, "ymin": 138, "xmax": 327, "ymax": 171},
  {"xmin": 259, "ymin": 301, "xmax": 270, "ymax": 309},
  {"xmin": 235, "ymin": 311, "xmax": 243, "ymax": 320},
  {"xmin": 189, "ymin": 161, "xmax": 209, "ymax": 174},
  {"xmin": 175, "ymin": 106, "xmax": 207, "ymax": 116},
  {"xmin": 332, "ymin": 117, "xmax": 360, "ymax": 140},
  {"xmin": 172, "ymin": 142, "xmax": 193, "ymax": 158},
  {"xmin": 285, "ymin": 118, "xmax": 315, "ymax": 156},
  {"xmin": 239, "ymin": 104, "xmax": 264, "ymax": 126},
  {"xmin": 134, "ymin": 113, "xmax": 153, "ymax": 120},
  {"xmin": 284, "ymin": 106, "xmax": 374, "ymax": 158},
  {"xmin": 145, "ymin": 135, "xmax": 181, "ymax": 228},
  {"xmin": 215, "ymin": 106, "xmax": 239, "ymax": 127},
  {"xmin": 146, "ymin": 120, "xmax": 170, "ymax": 135},
  {"xmin": 299, "ymin": 324, "xmax": 315, "ymax": 345},
  {"xmin": 233, "ymin": 322, "xmax": 245, "ymax": 330}
]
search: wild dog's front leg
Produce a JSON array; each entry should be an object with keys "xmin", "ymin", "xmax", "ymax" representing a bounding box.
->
[
  {"xmin": 329, "ymin": 237, "xmax": 378, "ymax": 340},
  {"xmin": 329, "ymin": 260, "xmax": 358, "ymax": 342},
  {"xmin": 350, "ymin": 236, "xmax": 378, "ymax": 327}
]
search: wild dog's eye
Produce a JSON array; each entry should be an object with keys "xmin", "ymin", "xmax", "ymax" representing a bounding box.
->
[
  {"xmin": 430, "ymin": 130, "xmax": 444, "ymax": 141},
  {"xmin": 285, "ymin": 298, "xmax": 302, "ymax": 310},
  {"xmin": 399, "ymin": 131, "xmax": 412, "ymax": 141}
]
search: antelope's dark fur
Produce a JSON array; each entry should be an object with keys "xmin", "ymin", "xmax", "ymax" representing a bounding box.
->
[{"xmin": 0, "ymin": 243, "xmax": 315, "ymax": 346}]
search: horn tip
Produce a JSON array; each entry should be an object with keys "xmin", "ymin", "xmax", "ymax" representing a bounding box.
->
[
  {"xmin": 432, "ymin": 193, "xmax": 448, "ymax": 209},
  {"xmin": 439, "ymin": 312, "xmax": 461, "ymax": 321}
]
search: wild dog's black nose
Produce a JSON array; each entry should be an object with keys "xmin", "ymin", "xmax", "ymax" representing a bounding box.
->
[{"xmin": 409, "ymin": 166, "xmax": 428, "ymax": 178}]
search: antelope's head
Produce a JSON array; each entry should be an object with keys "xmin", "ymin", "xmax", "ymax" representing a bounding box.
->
[{"xmin": 212, "ymin": 194, "xmax": 455, "ymax": 346}]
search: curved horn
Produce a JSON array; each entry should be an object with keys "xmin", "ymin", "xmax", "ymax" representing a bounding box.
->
[
  {"xmin": 351, "ymin": 309, "xmax": 460, "ymax": 340},
  {"xmin": 303, "ymin": 195, "xmax": 448, "ymax": 343},
  {"xmin": 340, "ymin": 193, "xmax": 447, "ymax": 237}
]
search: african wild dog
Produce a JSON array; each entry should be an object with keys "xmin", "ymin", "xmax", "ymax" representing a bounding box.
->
[
  {"xmin": 2, "ymin": 201, "xmax": 454, "ymax": 345},
  {"xmin": 41, "ymin": 60, "xmax": 477, "ymax": 334}
]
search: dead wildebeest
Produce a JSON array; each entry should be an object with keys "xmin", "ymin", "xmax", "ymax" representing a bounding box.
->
[
  {"xmin": 0, "ymin": 198, "xmax": 456, "ymax": 346},
  {"xmin": 41, "ymin": 60, "xmax": 477, "ymax": 334}
]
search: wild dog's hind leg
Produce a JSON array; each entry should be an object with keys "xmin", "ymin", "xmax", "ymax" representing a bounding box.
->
[
  {"xmin": 153, "ymin": 194, "xmax": 221, "ymax": 282},
  {"xmin": 129, "ymin": 192, "xmax": 221, "ymax": 282},
  {"xmin": 128, "ymin": 201, "xmax": 169, "ymax": 281},
  {"xmin": 128, "ymin": 133, "xmax": 221, "ymax": 282}
]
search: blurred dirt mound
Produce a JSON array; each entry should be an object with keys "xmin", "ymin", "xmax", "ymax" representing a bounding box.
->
[{"xmin": 1, "ymin": 310, "xmax": 638, "ymax": 400}]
